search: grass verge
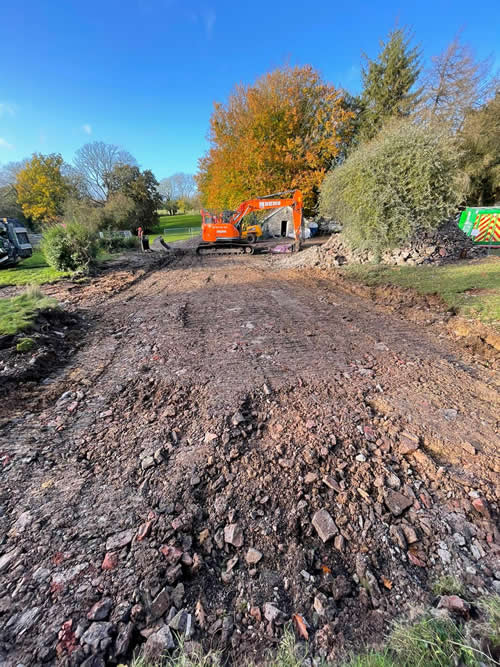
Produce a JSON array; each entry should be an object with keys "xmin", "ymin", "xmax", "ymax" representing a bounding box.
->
[
  {"xmin": 0, "ymin": 244, "xmax": 133, "ymax": 288},
  {"xmin": 0, "ymin": 218, "xmax": 201, "ymax": 288},
  {"xmin": 341, "ymin": 257, "xmax": 500, "ymax": 327},
  {"xmin": 128, "ymin": 595, "xmax": 500, "ymax": 666},
  {"xmin": 0, "ymin": 286, "xmax": 57, "ymax": 336},
  {"xmin": 0, "ymin": 250, "xmax": 70, "ymax": 287}
]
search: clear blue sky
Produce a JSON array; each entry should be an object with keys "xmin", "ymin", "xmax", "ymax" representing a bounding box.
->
[{"xmin": 1, "ymin": 0, "xmax": 498, "ymax": 180}]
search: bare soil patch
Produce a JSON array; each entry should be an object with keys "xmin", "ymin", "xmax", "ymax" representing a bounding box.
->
[{"xmin": 0, "ymin": 252, "xmax": 498, "ymax": 665}]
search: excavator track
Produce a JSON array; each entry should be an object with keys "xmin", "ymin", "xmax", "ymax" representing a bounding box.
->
[{"xmin": 196, "ymin": 243, "xmax": 254, "ymax": 256}]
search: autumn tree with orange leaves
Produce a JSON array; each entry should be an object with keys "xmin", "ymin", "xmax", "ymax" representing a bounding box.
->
[{"xmin": 197, "ymin": 66, "xmax": 354, "ymax": 214}]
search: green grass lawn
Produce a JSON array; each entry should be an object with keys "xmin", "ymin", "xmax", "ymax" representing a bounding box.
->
[
  {"xmin": 342, "ymin": 257, "xmax": 500, "ymax": 326},
  {"xmin": 0, "ymin": 250, "xmax": 70, "ymax": 288},
  {"xmin": 0, "ymin": 288, "xmax": 57, "ymax": 336},
  {"xmin": 150, "ymin": 212, "xmax": 202, "ymax": 243},
  {"xmin": 0, "ymin": 246, "xmax": 130, "ymax": 288}
]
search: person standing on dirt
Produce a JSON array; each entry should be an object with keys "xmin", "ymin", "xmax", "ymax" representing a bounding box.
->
[
  {"xmin": 137, "ymin": 226, "xmax": 145, "ymax": 252},
  {"xmin": 137, "ymin": 226, "xmax": 151, "ymax": 253}
]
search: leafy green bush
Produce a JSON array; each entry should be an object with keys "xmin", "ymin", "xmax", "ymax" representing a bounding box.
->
[
  {"xmin": 63, "ymin": 194, "xmax": 138, "ymax": 233},
  {"xmin": 101, "ymin": 192, "xmax": 138, "ymax": 231},
  {"xmin": 41, "ymin": 221, "xmax": 98, "ymax": 273},
  {"xmin": 319, "ymin": 120, "xmax": 466, "ymax": 250}
]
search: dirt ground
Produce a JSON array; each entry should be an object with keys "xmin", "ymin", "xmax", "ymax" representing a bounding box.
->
[{"xmin": 0, "ymin": 250, "xmax": 499, "ymax": 666}]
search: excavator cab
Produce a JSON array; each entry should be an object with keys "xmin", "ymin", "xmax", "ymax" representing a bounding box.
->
[{"xmin": 201, "ymin": 210, "xmax": 240, "ymax": 244}]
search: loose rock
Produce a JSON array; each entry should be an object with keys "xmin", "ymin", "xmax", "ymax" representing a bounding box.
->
[
  {"xmin": 312, "ymin": 508, "xmax": 338, "ymax": 542},
  {"xmin": 105, "ymin": 529, "xmax": 134, "ymax": 551},
  {"xmin": 143, "ymin": 625, "xmax": 175, "ymax": 659},
  {"xmin": 87, "ymin": 598, "xmax": 113, "ymax": 621},
  {"xmin": 245, "ymin": 548, "xmax": 262, "ymax": 565},
  {"xmin": 80, "ymin": 622, "xmax": 113, "ymax": 651},
  {"xmin": 384, "ymin": 490, "xmax": 413, "ymax": 516},
  {"xmin": 224, "ymin": 523, "xmax": 244, "ymax": 548}
]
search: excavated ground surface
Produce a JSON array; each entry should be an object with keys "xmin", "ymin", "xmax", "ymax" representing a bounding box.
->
[
  {"xmin": 0, "ymin": 309, "xmax": 81, "ymax": 401},
  {"xmin": 0, "ymin": 252, "xmax": 499, "ymax": 666}
]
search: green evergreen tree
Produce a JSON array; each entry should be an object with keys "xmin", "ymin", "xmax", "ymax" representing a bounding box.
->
[
  {"xmin": 360, "ymin": 28, "xmax": 421, "ymax": 140},
  {"xmin": 460, "ymin": 92, "xmax": 500, "ymax": 205}
]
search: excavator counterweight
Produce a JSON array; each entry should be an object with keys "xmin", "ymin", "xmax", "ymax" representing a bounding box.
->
[{"xmin": 196, "ymin": 190, "xmax": 303, "ymax": 256}]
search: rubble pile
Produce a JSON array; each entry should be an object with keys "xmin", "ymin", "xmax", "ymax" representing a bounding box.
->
[
  {"xmin": 286, "ymin": 220, "xmax": 489, "ymax": 270},
  {"xmin": 1, "ymin": 377, "xmax": 498, "ymax": 665}
]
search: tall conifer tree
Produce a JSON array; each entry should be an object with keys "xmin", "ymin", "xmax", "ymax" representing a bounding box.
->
[{"xmin": 360, "ymin": 28, "xmax": 421, "ymax": 140}]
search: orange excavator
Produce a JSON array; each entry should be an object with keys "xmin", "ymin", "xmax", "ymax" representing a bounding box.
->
[{"xmin": 197, "ymin": 190, "xmax": 303, "ymax": 256}]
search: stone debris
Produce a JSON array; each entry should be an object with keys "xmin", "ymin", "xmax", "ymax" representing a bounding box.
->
[
  {"xmin": 0, "ymin": 259, "xmax": 497, "ymax": 667},
  {"xmin": 384, "ymin": 490, "xmax": 413, "ymax": 516},
  {"xmin": 9, "ymin": 511, "xmax": 33, "ymax": 536},
  {"xmin": 101, "ymin": 552, "xmax": 118, "ymax": 570},
  {"xmin": 105, "ymin": 529, "xmax": 135, "ymax": 551},
  {"xmin": 224, "ymin": 523, "xmax": 244, "ymax": 548},
  {"xmin": 143, "ymin": 625, "xmax": 175, "ymax": 659},
  {"xmin": 6, "ymin": 608, "xmax": 41, "ymax": 637},
  {"xmin": 281, "ymin": 219, "xmax": 489, "ymax": 270},
  {"xmin": 437, "ymin": 595, "xmax": 471, "ymax": 618},
  {"xmin": 87, "ymin": 598, "xmax": 113, "ymax": 621},
  {"xmin": 81, "ymin": 622, "xmax": 113, "ymax": 651},
  {"xmin": 141, "ymin": 455, "xmax": 155, "ymax": 470},
  {"xmin": 263, "ymin": 603, "xmax": 281, "ymax": 623},
  {"xmin": 472, "ymin": 497, "xmax": 491, "ymax": 519},
  {"xmin": 399, "ymin": 432, "xmax": 420, "ymax": 455},
  {"xmin": 0, "ymin": 548, "xmax": 20, "ymax": 574},
  {"xmin": 312, "ymin": 509, "xmax": 338, "ymax": 542},
  {"xmin": 245, "ymin": 548, "xmax": 263, "ymax": 565},
  {"xmin": 169, "ymin": 609, "xmax": 191, "ymax": 636},
  {"xmin": 151, "ymin": 588, "xmax": 171, "ymax": 619}
]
